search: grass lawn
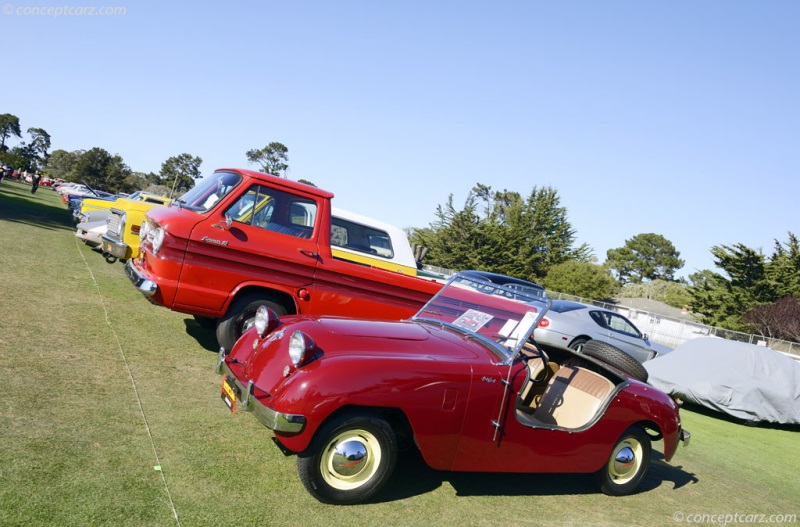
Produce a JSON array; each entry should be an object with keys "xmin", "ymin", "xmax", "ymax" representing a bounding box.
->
[{"xmin": 1, "ymin": 179, "xmax": 798, "ymax": 527}]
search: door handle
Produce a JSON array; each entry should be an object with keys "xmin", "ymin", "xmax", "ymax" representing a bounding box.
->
[{"xmin": 299, "ymin": 249, "xmax": 319, "ymax": 259}]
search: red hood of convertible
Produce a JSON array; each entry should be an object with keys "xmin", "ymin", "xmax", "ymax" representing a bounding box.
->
[{"xmin": 315, "ymin": 318, "xmax": 431, "ymax": 341}]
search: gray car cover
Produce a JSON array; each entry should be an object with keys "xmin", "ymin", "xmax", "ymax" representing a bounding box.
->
[{"xmin": 645, "ymin": 337, "xmax": 800, "ymax": 424}]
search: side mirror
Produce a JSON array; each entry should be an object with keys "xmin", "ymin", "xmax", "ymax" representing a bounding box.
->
[
  {"xmin": 212, "ymin": 214, "xmax": 233, "ymax": 231},
  {"xmin": 643, "ymin": 333, "xmax": 649, "ymax": 341}
]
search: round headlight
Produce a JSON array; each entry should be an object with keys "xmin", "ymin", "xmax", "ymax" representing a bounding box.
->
[
  {"xmin": 288, "ymin": 330, "xmax": 314, "ymax": 367},
  {"xmin": 254, "ymin": 306, "xmax": 269, "ymax": 336},
  {"xmin": 254, "ymin": 305, "xmax": 282, "ymax": 337}
]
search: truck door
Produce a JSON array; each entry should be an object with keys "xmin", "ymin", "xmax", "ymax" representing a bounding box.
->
[{"xmin": 175, "ymin": 183, "xmax": 321, "ymax": 312}]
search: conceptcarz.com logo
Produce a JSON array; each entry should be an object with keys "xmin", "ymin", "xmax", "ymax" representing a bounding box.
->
[{"xmin": 2, "ymin": 4, "xmax": 127, "ymax": 17}]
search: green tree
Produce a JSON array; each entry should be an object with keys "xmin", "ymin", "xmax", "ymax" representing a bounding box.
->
[
  {"xmin": 246, "ymin": 142, "xmax": 289, "ymax": 176},
  {"xmin": 606, "ymin": 233, "xmax": 684, "ymax": 284},
  {"xmin": 409, "ymin": 183, "xmax": 591, "ymax": 282},
  {"xmin": 0, "ymin": 146, "xmax": 32, "ymax": 172},
  {"xmin": 0, "ymin": 113, "xmax": 22, "ymax": 151},
  {"xmin": 71, "ymin": 147, "xmax": 133, "ymax": 193},
  {"xmin": 620, "ymin": 279, "xmax": 692, "ymax": 309},
  {"xmin": 26, "ymin": 127, "xmax": 51, "ymax": 163},
  {"xmin": 690, "ymin": 233, "xmax": 800, "ymax": 332},
  {"xmin": 19, "ymin": 127, "xmax": 52, "ymax": 170},
  {"xmin": 161, "ymin": 153, "xmax": 202, "ymax": 197},
  {"xmin": 44, "ymin": 149, "xmax": 84, "ymax": 180},
  {"xmin": 542, "ymin": 261, "xmax": 618, "ymax": 300}
]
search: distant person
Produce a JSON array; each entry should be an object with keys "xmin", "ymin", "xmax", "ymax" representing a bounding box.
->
[
  {"xmin": 0, "ymin": 165, "xmax": 5, "ymax": 185},
  {"xmin": 31, "ymin": 171, "xmax": 42, "ymax": 194}
]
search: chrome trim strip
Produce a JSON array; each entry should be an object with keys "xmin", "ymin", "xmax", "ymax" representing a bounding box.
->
[{"xmin": 218, "ymin": 361, "xmax": 306, "ymax": 434}]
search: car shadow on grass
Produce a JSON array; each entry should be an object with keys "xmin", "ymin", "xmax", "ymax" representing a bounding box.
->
[
  {"xmin": 681, "ymin": 402, "xmax": 800, "ymax": 432},
  {"xmin": 183, "ymin": 318, "xmax": 221, "ymax": 352},
  {"xmin": 375, "ymin": 447, "xmax": 698, "ymax": 503},
  {"xmin": 0, "ymin": 182, "xmax": 74, "ymax": 232}
]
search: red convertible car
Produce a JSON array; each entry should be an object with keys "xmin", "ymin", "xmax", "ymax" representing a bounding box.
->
[{"xmin": 217, "ymin": 271, "xmax": 690, "ymax": 504}]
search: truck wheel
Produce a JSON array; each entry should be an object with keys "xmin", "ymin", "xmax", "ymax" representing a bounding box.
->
[
  {"xmin": 297, "ymin": 412, "xmax": 398, "ymax": 505},
  {"xmin": 581, "ymin": 340, "xmax": 649, "ymax": 383},
  {"xmin": 215, "ymin": 294, "xmax": 288, "ymax": 350},
  {"xmin": 595, "ymin": 425, "xmax": 651, "ymax": 496}
]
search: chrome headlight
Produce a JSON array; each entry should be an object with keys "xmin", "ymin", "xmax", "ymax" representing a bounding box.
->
[
  {"xmin": 254, "ymin": 305, "xmax": 280, "ymax": 337},
  {"xmin": 288, "ymin": 330, "xmax": 315, "ymax": 367}
]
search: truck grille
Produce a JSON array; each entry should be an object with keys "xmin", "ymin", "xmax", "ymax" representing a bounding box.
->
[{"xmin": 106, "ymin": 209, "xmax": 125, "ymax": 240}]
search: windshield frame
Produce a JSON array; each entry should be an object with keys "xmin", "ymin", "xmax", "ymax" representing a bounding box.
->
[
  {"xmin": 174, "ymin": 170, "xmax": 243, "ymax": 212},
  {"xmin": 412, "ymin": 272, "xmax": 551, "ymax": 364}
]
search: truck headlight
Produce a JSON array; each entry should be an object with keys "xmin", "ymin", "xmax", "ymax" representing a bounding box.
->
[
  {"xmin": 139, "ymin": 219, "xmax": 151, "ymax": 244},
  {"xmin": 288, "ymin": 330, "xmax": 315, "ymax": 367},
  {"xmin": 151, "ymin": 226, "xmax": 165, "ymax": 255}
]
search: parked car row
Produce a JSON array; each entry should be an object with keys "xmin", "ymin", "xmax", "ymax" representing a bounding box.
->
[{"xmin": 58, "ymin": 168, "xmax": 690, "ymax": 505}]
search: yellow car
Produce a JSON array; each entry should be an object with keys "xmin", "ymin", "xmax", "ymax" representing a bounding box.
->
[
  {"xmin": 100, "ymin": 194, "xmax": 173, "ymax": 262},
  {"xmin": 77, "ymin": 191, "xmax": 171, "ymax": 223}
]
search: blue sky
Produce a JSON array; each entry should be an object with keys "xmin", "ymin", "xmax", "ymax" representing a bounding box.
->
[{"xmin": 3, "ymin": 0, "xmax": 798, "ymax": 278}]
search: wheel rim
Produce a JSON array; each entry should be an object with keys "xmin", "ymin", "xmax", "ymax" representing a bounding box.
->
[
  {"xmin": 320, "ymin": 429, "xmax": 382, "ymax": 491},
  {"xmin": 571, "ymin": 340, "xmax": 586, "ymax": 353},
  {"xmin": 607, "ymin": 437, "xmax": 643, "ymax": 485},
  {"xmin": 235, "ymin": 310, "xmax": 258, "ymax": 340}
]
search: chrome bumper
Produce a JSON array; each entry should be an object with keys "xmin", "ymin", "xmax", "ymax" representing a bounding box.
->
[
  {"xmin": 124, "ymin": 259, "xmax": 158, "ymax": 296},
  {"xmin": 217, "ymin": 351, "xmax": 306, "ymax": 434},
  {"xmin": 101, "ymin": 234, "xmax": 129, "ymax": 259}
]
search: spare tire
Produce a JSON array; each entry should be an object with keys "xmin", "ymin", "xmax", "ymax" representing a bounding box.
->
[{"xmin": 581, "ymin": 340, "xmax": 649, "ymax": 383}]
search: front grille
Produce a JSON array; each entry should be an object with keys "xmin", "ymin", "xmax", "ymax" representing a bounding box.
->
[{"xmin": 106, "ymin": 209, "xmax": 124, "ymax": 239}]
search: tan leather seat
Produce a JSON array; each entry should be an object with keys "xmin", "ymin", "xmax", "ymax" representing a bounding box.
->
[
  {"xmin": 533, "ymin": 366, "xmax": 615, "ymax": 429},
  {"xmin": 518, "ymin": 358, "xmax": 560, "ymax": 411}
]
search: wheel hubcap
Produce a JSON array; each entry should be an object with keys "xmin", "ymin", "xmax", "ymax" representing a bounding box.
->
[
  {"xmin": 613, "ymin": 446, "xmax": 635, "ymax": 476},
  {"xmin": 321, "ymin": 430, "xmax": 382, "ymax": 491},
  {"xmin": 608, "ymin": 438, "xmax": 643, "ymax": 484},
  {"xmin": 331, "ymin": 440, "xmax": 369, "ymax": 477}
]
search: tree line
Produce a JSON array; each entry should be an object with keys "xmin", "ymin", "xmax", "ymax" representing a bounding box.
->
[
  {"xmin": 3, "ymin": 111, "xmax": 796, "ymax": 344},
  {"xmin": 411, "ymin": 183, "xmax": 799, "ymax": 344},
  {"xmin": 0, "ymin": 112, "xmax": 292, "ymax": 198}
]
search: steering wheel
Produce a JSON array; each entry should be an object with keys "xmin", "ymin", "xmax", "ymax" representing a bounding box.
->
[{"xmin": 524, "ymin": 339, "xmax": 551, "ymax": 384}]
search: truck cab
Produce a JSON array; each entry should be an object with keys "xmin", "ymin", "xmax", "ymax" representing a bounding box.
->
[{"xmin": 124, "ymin": 168, "xmax": 442, "ymax": 350}]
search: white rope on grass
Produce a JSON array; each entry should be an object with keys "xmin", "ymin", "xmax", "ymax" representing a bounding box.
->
[{"xmin": 75, "ymin": 238, "xmax": 181, "ymax": 526}]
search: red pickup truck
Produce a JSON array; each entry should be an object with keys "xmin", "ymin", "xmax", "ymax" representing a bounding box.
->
[{"xmin": 124, "ymin": 168, "xmax": 443, "ymax": 350}]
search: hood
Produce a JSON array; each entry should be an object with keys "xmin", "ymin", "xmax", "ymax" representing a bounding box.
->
[
  {"xmin": 243, "ymin": 317, "xmax": 487, "ymax": 369},
  {"xmin": 316, "ymin": 318, "xmax": 430, "ymax": 341}
]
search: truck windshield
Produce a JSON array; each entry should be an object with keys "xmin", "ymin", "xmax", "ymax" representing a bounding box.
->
[{"xmin": 177, "ymin": 171, "xmax": 242, "ymax": 212}]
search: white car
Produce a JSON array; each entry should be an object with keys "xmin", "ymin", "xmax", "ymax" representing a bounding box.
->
[
  {"xmin": 534, "ymin": 299, "xmax": 672, "ymax": 363},
  {"xmin": 75, "ymin": 220, "xmax": 108, "ymax": 248}
]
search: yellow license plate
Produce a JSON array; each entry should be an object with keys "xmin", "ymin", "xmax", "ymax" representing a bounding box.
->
[{"xmin": 221, "ymin": 375, "xmax": 238, "ymax": 414}]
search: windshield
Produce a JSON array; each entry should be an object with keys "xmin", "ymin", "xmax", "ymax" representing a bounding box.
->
[
  {"xmin": 176, "ymin": 170, "xmax": 242, "ymax": 212},
  {"xmin": 413, "ymin": 273, "xmax": 551, "ymax": 362}
]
